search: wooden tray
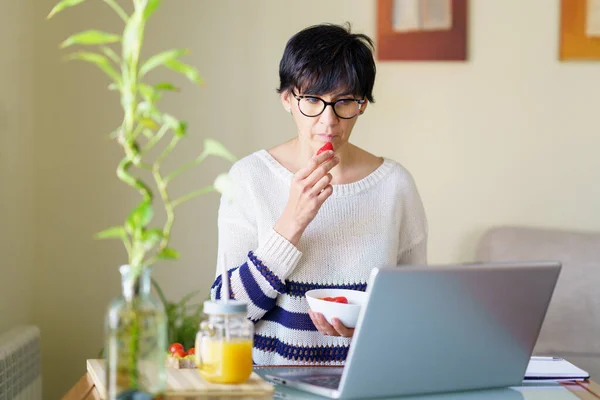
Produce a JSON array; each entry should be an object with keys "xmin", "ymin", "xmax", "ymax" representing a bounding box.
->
[{"xmin": 87, "ymin": 359, "xmax": 274, "ymax": 399}]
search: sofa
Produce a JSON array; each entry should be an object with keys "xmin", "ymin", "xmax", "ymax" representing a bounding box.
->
[{"xmin": 476, "ymin": 226, "xmax": 600, "ymax": 379}]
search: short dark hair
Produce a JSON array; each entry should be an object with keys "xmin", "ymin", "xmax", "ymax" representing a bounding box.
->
[{"xmin": 277, "ymin": 23, "xmax": 376, "ymax": 103}]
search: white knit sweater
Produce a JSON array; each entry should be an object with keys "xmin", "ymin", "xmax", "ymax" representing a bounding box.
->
[{"xmin": 211, "ymin": 149, "xmax": 428, "ymax": 365}]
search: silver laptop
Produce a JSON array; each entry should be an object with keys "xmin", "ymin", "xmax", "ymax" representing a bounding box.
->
[{"xmin": 264, "ymin": 261, "xmax": 561, "ymax": 399}]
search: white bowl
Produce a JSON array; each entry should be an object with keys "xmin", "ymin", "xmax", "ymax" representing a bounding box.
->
[{"xmin": 305, "ymin": 288, "xmax": 367, "ymax": 328}]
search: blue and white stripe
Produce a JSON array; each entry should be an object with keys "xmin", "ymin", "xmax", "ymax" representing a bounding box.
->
[{"xmin": 210, "ymin": 251, "xmax": 366, "ymax": 364}]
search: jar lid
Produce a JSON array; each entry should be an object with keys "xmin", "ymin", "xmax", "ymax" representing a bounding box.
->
[{"xmin": 203, "ymin": 300, "xmax": 248, "ymax": 315}]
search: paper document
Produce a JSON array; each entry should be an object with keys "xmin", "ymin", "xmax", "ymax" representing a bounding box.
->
[{"xmin": 524, "ymin": 357, "xmax": 590, "ymax": 382}]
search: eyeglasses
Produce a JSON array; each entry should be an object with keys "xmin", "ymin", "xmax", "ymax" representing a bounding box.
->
[{"xmin": 292, "ymin": 90, "xmax": 365, "ymax": 119}]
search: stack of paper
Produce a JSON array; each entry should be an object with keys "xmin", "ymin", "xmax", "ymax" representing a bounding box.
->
[{"xmin": 524, "ymin": 357, "xmax": 590, "ymax": 382}]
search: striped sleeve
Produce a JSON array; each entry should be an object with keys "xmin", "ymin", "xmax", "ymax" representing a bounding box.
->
[
  {"xmin": 210, "ymin": 161, "xmax": 302, "ymax": 321},
  {"xmin": 210, "ymin": 230, "xmax": 302, "ymax": 320}
]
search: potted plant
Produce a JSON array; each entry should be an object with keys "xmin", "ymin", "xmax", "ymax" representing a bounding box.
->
[{"xmin": 48, "ymin": 0, "xmax": 235, "ymax": 398}]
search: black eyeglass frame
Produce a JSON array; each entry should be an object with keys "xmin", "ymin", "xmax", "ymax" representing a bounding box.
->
[{"xmin": 291, "ymin": 90, "xmax": 366, "ymax": 119}]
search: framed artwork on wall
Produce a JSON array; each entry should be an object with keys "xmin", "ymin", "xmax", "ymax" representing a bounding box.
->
[
  {"xmin": 560, "ymin": 0, "xmax": 600, "ymax": 60},
  {"xmin": 376, "ymin": 0, "xmax": 468, "ymax": 61}
]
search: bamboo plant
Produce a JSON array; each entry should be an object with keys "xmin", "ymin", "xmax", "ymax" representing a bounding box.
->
[{"xmin": 48, "ymin": 0, "xmax": 234, "ymax": 390}]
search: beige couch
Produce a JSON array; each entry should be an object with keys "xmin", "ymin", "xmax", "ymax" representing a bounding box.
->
[{"xmin": 476, "ymin": 226, "xmax": 600, "ymax": 379}]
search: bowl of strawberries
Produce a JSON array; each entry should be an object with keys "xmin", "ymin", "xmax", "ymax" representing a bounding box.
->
[
  {"xmin": 305, "ymin": 288, "xmax": 367, "ymax": 328},
  {"xmin": 166, "ymin": 342, "xmax": 196, "ymax": 369}
]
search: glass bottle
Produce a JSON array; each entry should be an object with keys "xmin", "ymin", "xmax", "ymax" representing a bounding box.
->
[
  {"xmin": 105, "ymin": 265, "xmax": 167, "ymax": 400},
  {"xmin": 195, "ymin": 300, "xmax": 254, "ymax": 384}
]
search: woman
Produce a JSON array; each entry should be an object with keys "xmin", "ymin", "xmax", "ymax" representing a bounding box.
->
[{"xmin": 210, "ymin": 23, "xmax": 428, "ymax": 365}]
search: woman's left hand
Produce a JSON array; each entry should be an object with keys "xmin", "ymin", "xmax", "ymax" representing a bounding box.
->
[{"xmin": 308, "ymin": 310, "xmax": 355, "ymax": 338}]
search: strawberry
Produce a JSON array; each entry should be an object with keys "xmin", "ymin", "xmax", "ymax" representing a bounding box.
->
[
  {"xmin": 316, "ymin": 142, "xmax": 334, "ymax": 155},
  {"xmin": 319, "ymin": 296, "xmax": 348, "ymax": 304}
]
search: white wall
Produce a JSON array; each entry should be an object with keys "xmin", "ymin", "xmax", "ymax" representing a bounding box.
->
[
  {"xmin": 0, "ymin": 1, "xmax": 35, "ymax": 333},
  {"xmin": 32, "ymin": 0, "xmax": 600, "ymax": 397}
]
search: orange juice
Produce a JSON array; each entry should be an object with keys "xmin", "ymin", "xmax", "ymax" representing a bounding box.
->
[{"xmin": 196, "ymin": 338, "xmax": 253, "ymax": 384}]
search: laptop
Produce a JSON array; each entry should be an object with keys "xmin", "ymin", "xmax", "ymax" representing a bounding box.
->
[{"xmin": 264, "ymin": 261, "xmax": 562, "ymax": 399}]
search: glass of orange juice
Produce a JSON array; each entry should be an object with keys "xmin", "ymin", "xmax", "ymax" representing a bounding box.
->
[{"xmin": 195, "ymin": 300, "xmax": 254, "ymax": 384}]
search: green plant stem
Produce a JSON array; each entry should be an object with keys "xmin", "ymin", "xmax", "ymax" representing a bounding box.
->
[
  {"xmin": 142, "ymin": 123, "xmax": 169, "ymax": 152},
  {"xmin": 151, "ymin": 278, "xmax": 168, "ymax": 306},
  {"xmin": 116, "ymin": 159, "xmax": 153, "ymax": 202},
  {"xmin": 164, "ymin": 153, "xmax": 207, "ymax": 183},
  {"xmin": 121, "ymin": 233, "xmax": 132, "ymax": 260},
  {"xmin": 143, "ymin": 136, "xmax": 182, "ymax": 264},
  {"xmin": 138, "ymin": 162, "xmax": 153, "ymax": 171},
  {"xmin": 156, "ymin": 135, "xmax": 180, "ymax": 165},
  {"xmin": 128, "ymin": 309, "xmax": 140, "ymax": 389},
  {"xmin": 102, "ymin": 46, "xmax": 121, "ymax": 64},
  {"xmin": 103, "ymin": 0, "xmax": 129, "ymax": 22},
  {"xmin": 172, "ymin": 186, "xmax": 214, "ymax": 208},
  {"xmin": 139, "ymin": 152, "xmax": 176, "ymax": 270},
  {"xmin": 132, "ymin": 122, "xmax": 145, "ymax": 140},
  {"xmin": 150, "ymin": 170, "xmax": 173, "ymax": 261}
]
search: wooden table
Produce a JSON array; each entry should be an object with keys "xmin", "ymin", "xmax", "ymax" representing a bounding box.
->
[{"xmin": 63, "ymin": 369, "xmax": 600, "ymax": 400}]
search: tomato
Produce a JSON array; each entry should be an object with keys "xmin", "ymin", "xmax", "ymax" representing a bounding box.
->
[
  {"xmin": 169, "ymin": 343, "xmax": 184, "ymax": 354},
  {"xmin": 172, "ymin": 348, "xmax": 186, "ymax": 358},
  {"xmin": 186, "ymin": 347, "xmax": 195, "ymax": 356}
]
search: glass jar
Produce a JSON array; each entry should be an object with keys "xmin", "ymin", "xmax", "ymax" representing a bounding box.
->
[
  {"xmin": 195, "ymin": 300, "xmax": 254, "ymax": 384},
  {"xmin": 105, "ymin": 265, "xmax": 167, "ymax": 400}
]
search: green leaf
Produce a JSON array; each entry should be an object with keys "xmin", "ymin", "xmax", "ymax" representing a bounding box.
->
[
  {"xmin": 174, "ymin": 121, "xmax": 187, "ymax": 137},
  {"xmin": 60, "ymin": 30, "xmax": 121, "ymax": 48},
  {"xmin": 126, "ymin": 200, "xmax": 153, "ymax": 231},
  {"xmin": 47, "ymin": 0, "xmax": 87, "ymax": 19},
  {"xmin": 162, "ymin": 114, "xmax": 187, "ymax": 137},
  {"xmin": 178, "ymin": 315, "xmax": 200, "ymax": 349},
  {"xmin": 66, "ymin": 52, "xmax": 121, "ymax": 84},
  {"xmin": 142, "ymin": 228, "xmax": 163, "ymax": 250},
  {"xmin": 164, "ymin": 59, "xmax": 203, "ymax": 85},
  {"xmin": 138, "ymin": 84, "xmax": 154, "ymax": 99},
  {"xmin": 202, "ymin": 139, "xmax": 237, "ymax": 162},
  {"xmin": 102, "ymin": 0, "xmax": 128, "ymax": 21},
  {"xmin": 139, "ymin": 49, "xmax": 188, "ymax": 77},
  {"xmin": 140, "ymin": 117, "xmax": 159, "ymax": 130},
  {"xmin": 151, "ymin": 278, "xmax": 168, "ymax": 306},
  {"xmin": 138, "ymin": 84, "xmax": 162, "ymax": 105},
  {"xmin": 101, "ymin": 46, "xmax": 120, "ymax": 63},
  {"xmin": 95, "ymin": 226, "xmax": 126, "ymax": 239},
  {"xmin": 177, "ymin": 290, "xmax": 200, "ymax": 309},
  {"xmin": 143, "ymin": 0, "xmax": 161, "ymax": 19},
  {"xmin": 157, "ymin": 248, "xmax": 180, "ymax": 260},
  {"xmin": 142, "ymin": 107, "xmax": 163, "ymax": 125},
  {"xmin": 154, "ymin": 82, "xmax": 179, "ymax": 91}
]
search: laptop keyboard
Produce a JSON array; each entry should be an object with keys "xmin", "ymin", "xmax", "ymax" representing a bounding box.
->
[{"xmin": 302, "ymin": 375, "xmax": 341, "ymax": 389}]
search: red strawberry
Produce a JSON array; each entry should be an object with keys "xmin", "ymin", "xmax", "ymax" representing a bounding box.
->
[
  {"xmin": 316, "ymin": 142, "xmax": 334, "ymax": 155},
  {"xmin": 333, "ymin": 296, "xmax": 348, "ymax": 304}
]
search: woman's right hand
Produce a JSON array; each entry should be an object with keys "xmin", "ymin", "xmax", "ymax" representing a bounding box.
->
[{"xmin": 273, "ymin": 150, "xmax": 339, "ymax": 246}]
